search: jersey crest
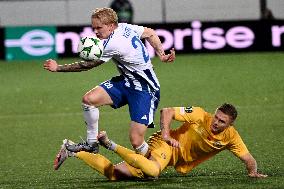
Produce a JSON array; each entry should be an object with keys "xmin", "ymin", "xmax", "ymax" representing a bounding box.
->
[{"xmin": 213, "ymin": 141, "xmax": 223, "ymax": 148}]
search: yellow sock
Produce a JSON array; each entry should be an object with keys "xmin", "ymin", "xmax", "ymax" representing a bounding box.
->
[
  {"xmin": 115, "ymin": 145, "xmax": 160, "ymax": 177},
  {"xmin": 76, "ymin": 152, "xmax": 116, "ymax": 180}
]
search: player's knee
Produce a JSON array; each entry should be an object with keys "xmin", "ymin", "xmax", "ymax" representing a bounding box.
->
[
  {"xmin": 129, "ymin": 123, "xmax": 147, "ymax": 148},
  {"xmin": 129, "ymin": 134, "xmax": 143, "ymax": 148},
  {"xmin": 130, "ymin": 138, "xmax": 143, "ymax": 149},
  {"xmin": 82, "ymin": 93, "xmax": 91, "ymax": 104},
  {"xmin": 82, "ymin": 92, "xmax": 98, "ymax": 106},
  {"xmin": 113, "ymin": 164, "xmax": 135, "ymax": 180}
]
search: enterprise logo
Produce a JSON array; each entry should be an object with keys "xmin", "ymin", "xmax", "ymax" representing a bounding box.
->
[
  {"xmin": 5, "ymin": 30, "xmax": 54, "ymax": 56},
  {"xmin": 4, "ymin": 26, "xmax": 94, "ymax": 60}
]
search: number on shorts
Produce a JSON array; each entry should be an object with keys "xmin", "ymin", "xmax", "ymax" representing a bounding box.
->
[{"xmin": 103, "ymin": 81, "xmax": 113, "ymax": 89}]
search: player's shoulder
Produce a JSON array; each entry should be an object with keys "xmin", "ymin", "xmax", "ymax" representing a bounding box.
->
[
  {"xmin": 175, "ymin": 106, "xmax": 204, "ymax": 114},
  {"xmin": 228, "ymin": 125, "xmax": 239, "ymax": 134},
  {"xmin": 117, "ymin": 23, "xmax": 127, "ymax": 30},
  {"xmin": 176, "ymin": 106, "xmax": 207, "ymax": 122},
  {"xmin": 118, "ymin": 23, "xmax": 144, "ymax": 34},
  {"xmin": 178, "ymin": 106, "xmax": 206, "ymax": 114},
  {"xmin": 111, "ymin": 23, "xmax": 132, "ymax": 40},
  {"xmin": 118, "ymin": 22, "xmax": 142, "ymax": 28},
  {"xmin": 117, "ymin": 23, "xmax": 133, "ymax": 31},
  {"xmin": 225, "ymin": 124, "xmax": 241, "ymax": 140}
]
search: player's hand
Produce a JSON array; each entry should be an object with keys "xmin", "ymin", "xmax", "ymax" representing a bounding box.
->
[
  {"xmin": 162, "ymin": 134, "xmax": 179, "ymax": 148},
  {"xmin": 44, "ymin": 59, "xmax": 58, "ymax": 72},
  {"xmin": 248, "ymin": 172, "xmax": 268, "ymax": 178},
  {"xmin": 160, "ymin": 48, "xmax": 175, "ymax": 63}
]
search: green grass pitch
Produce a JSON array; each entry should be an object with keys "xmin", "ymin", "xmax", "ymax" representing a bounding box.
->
[{"xmin": 0, "ymin": 52, "xmax": 283, "ymax": 188}]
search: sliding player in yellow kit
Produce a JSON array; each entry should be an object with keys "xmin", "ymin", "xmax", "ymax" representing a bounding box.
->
[{"xmin": 54, "ymin": 103, "xmax": 267, "ymax": 180}]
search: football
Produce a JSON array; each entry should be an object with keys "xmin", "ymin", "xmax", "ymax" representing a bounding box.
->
[{"xmin": 77, "ymin": 36, "xmax": 104, "ymax": 61}]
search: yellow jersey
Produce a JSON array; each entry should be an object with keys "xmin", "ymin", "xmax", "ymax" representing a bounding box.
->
[{"xmin": 166, "ymin": 106, "xmax": 249, "ymax": 174}]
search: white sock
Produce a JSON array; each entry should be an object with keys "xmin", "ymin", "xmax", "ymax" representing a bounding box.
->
[
  {"xmin": 82, "ymin": 103, "xmax": 99, "ymax": 145},
  {"xmin": 135, "ymin": 141, "xmax": 149, "ymax": 156},
  {"xmin": 108, "ymin": 141, "xmax": 117, "ymax": 151}
]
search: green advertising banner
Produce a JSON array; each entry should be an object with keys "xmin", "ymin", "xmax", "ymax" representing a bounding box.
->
[{"xmin": 5, "ymin": 26, "xmax": 57, "ymax": 60}]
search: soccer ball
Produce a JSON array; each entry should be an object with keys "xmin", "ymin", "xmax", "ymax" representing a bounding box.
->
[{"xmin": 77, "ymin": 37, "xmax": 104, "ymax": 61}]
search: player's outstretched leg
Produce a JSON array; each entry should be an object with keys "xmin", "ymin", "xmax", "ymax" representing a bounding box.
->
[
  {"xmin": 54, "ymin": 139, "xmax": 75, "ymax": 170},
  {"xmin": 65, "ymin": 140, "xmax": 99, "ymax": 153},
  {"xmin": 98, "ymin": 131, "xmax": 160, "ymax": 177}
]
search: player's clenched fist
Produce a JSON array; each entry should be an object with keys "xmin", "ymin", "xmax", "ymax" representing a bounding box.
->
[
  {"xmin": 44, "ymin": 59, "xmax": 58, "ymax": 72},
  {"xmin": 160, "ymin": 48, "xmax": 176, "ymax": 63}
]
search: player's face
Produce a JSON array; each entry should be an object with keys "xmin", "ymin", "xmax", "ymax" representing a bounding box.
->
[
  {"xmin": 210, "ymin": 110, "xmax": 232, "ymax": 134},
  {"xmin": 92, "ymin": 18, "xmax": 115, "ymax": 39}
]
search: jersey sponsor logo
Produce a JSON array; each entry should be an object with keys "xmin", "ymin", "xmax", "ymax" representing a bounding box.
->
[
  {"xmin": 141, "ymin": 115, "xmax": 147, "ymax": 120},
  {"xmin": 185, "ymin": 106, "xmax": 193, "ymax": 113}
]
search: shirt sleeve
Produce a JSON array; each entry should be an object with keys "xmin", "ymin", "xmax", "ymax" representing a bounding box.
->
[
  {"xmin": 99, "ymin": 37, "xmax": 118, "ymax": 63},
  {"xmin": 99, "ymin": 48, "xmax": 117, "ymax": 62},
  {"xmin": 127, "ymin": 23, "xmax": 144, "ymax": 38},
  {"xmin": 227, "ymin": 130, "xmax": 249, "ymax": 157},
  {"xmin": 174, "ymin": 106, "xmax": 206, "ymax": 123}
]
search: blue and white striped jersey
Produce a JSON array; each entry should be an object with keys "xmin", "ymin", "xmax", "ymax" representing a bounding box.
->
[{"xmin": 100, "ymin": 23, "xmax": 160, "ymax": 92}]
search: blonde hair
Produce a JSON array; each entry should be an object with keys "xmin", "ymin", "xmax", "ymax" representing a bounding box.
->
[{"xmin": 91, "ymin": 8, "xmax": 118, "ymax": 25}]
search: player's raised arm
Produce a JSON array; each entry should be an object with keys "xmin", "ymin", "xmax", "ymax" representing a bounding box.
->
[
  {"xmin": 160, "ymin": 107, "xmax": 179, "ymax": 147},
  {"xmin": 141, "ymin": 27, "xmax": 175, "ymax": 63},
  {"xmin": 240, "ymin": 153, "xmax": 268, "ymax": 178},
  {"xmin": 43, "ymin": 59, "xmax": 104, "ymax": 72}
]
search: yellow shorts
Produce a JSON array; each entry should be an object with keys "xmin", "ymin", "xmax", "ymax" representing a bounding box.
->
[
  {"xmin": 125, "ymin": 162, "xmax": 145, "ymax": 178},
  {"xmin": 125, "ymin": 133, "xmax": 173, "ymax": 178},
  {"xmin": 148, "ymin": 133, "xmax": 173, "ymax": 172}
]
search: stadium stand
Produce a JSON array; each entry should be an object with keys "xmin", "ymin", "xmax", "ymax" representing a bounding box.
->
[{"xmin": 0, "ymin": 0, "xmax": 283, "ymax": 26}]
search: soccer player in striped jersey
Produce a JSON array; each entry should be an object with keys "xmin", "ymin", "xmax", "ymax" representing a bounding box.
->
[
  {"xmin": 44, "ymin": 7, "xmax": 175, "ymax": 154},
  {"xmin": 54, "ymin": 103, "xmax": 267, "ymax": 180}
]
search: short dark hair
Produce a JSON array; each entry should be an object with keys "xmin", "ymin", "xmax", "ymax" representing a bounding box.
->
[{"xmin": 217, "ymin": 103, "xmax": 238, "ymax": 122}]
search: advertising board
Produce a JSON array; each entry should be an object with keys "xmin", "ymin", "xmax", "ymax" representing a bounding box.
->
[{"xmin": 1, "ymin": 20, "xmax": 284, "ymax": 60}]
